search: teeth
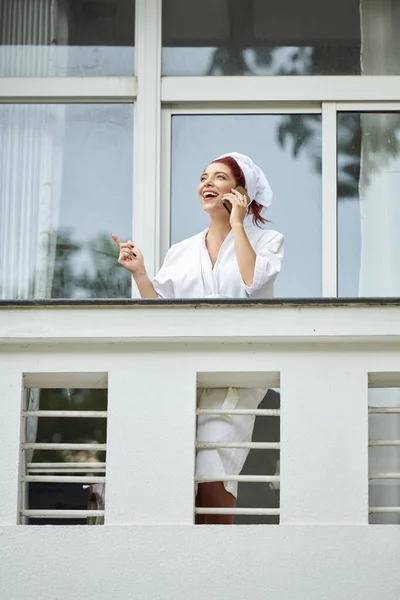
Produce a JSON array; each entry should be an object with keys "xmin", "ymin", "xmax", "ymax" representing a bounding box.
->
[{"xmin": 204, "ymin": 192, "xmax": 218, "ymax": 198}]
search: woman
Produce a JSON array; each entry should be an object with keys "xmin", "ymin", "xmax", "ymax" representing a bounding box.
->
[{"xmin": 112, "ymin": 152, "xmax": 284, "ymax": 524}]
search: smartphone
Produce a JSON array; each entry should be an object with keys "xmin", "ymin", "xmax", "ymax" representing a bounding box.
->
[{"xmin": 222, "ymin": 201, "xmax": 231, "ymax": 214}]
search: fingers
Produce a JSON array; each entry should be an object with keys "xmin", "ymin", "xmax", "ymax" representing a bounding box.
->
[
  {"xmin": 221, "ymin": 193, "xmax": 235, "ymax": 203},
  {"xmin": 118, "ymin": 248, "xmax": 135, "ymax": 265},
  {"xmin": 111, "ymin": 235, "xmax": 137, "ymax": 256},
  {"xmin": 127, "ymin": 240, "xmax": 137, "ymax": 257},
  {"xmin": 222, "ymin": 191, "xmax": 246, "ymax": 206},
  {"xmin": 111, "ymin": 233, "xmax": 122, "ymax": 247},
  {"xmin": 120, "ymin": 246, "xmax": 136, "ymax": 259},
  {"xmin": 231, "ymin": 188, "xmax": 248, "ymax": 203}
]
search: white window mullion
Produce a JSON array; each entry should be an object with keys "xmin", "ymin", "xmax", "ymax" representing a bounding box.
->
[
  {"xmin": 160, "ymin": 106, "xmax": 172, "ymax": 265},
  {"xmin": 132, "ymin": 0, "xmax": 162, "ymax": 288},
  {"xmin": 321, "ymin": 102, "xmax": 338, "ymax": 297}
]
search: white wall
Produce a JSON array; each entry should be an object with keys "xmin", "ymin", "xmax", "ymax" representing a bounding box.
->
[
  {"xmin": 1, "ymin": 526, "xmax": 400, "ymax": 600},
  {"xmin": 0, "ymin": 303, "xmax": 400, "ymax": 599}
]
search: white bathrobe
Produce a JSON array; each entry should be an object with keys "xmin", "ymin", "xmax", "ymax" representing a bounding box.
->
[{"xmin": 153, "ymin": 224, "xmax": 284, "ymax": 497}]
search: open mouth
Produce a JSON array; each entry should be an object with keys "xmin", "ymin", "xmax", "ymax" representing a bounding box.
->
[{"xmin": 202, "ymin": 190, "xmax": 219, "ymax": 199}]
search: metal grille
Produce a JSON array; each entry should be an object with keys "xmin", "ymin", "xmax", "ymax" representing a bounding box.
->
[
  {"xmin": 19, "ymin": 387, "xmax": 107, "ymax": 525},
  {"xmin": 369, "ymin": 399, "xmax": 400, "ymax": 524},
  {"xmin": 195, "ymin": 398, "xmax": 280, "ymax": 523}
]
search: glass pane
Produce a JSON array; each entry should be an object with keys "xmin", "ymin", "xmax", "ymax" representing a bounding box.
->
[
  {"xmin": 0, "ymin": 103, "xmax": 133, "ymax": 299},
  {"xmin": 170, "ymin": 114, "xmax": 322, "ymax": 298},
  {"xmin": 337, "ymin": 112, "xmax": 400, "ymax": 297},
  {"xmin": 163, "ymin": 0, "xmax": 366, "ymax": 76},
  {"xmin": 0, "ymin": 0, "xmax": 135, "ymax": 77}
]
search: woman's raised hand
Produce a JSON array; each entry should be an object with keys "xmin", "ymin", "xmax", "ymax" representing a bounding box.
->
[
  {"xmin": 111, "ymin": 234, "xmax": 145, "ymax": 275},
  {"xmin": 222, "ymin": 187, "xmax": 250, "ymax": 227}
]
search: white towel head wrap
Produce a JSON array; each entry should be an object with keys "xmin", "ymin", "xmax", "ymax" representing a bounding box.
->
[{"xmin": 214, "ymin": 152, "xmax": 273, "ymax": 209}]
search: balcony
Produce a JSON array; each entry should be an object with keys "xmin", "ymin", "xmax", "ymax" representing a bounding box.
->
[{"xmin": 1, "ymin": 299, "xmax": 400, "ymax": 598}]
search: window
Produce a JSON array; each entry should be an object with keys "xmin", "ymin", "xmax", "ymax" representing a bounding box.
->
[
  {"xmin": 338, "ymin": 112, "xmax": 400, "ymax": 297},
  {"xmin": 235, "ymin": 389, "xmax": 280, "ymax": 525},
  {"xmin": 195, "ymin": 372, "xmax": 280, "ymax": 525},
  {"xmin": 369, "ymin": 377, "xmax": 400, "ymax": 524},
  {"xmin": 1, "ymin": 0, "xmax": 400, "ymax": 302},
  {"xmin": 162, "ymin": 0, "xmax": 400, "ymax": 77},
  {"xmin": 169, "ymin": 113, "xmax": 322, "ymax": 297},
  {"xmin": 20, "ymin": 379, "xmax": 107, "ymax": 525},
  {"xmin": 0, "ymin": 103, "xmax": 133, "ymax": 299},
  {"xmin": 0, "ymin": 0, "xmax": 135, "ymax": 77}
]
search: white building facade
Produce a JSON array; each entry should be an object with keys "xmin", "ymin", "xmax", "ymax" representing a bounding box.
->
[{"xmin": 1, "ymin": 1, "xmax": 400, "ymax": 598}]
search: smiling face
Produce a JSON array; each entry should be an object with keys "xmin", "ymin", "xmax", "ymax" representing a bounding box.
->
[{"xmin": 198, "ymin": 162, "xmax": 237, "ymax": 216}]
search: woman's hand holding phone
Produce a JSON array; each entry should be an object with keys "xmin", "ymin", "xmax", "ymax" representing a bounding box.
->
[{"xmin": 222, "ymin": 186, "xmax": 250, "ymax": 227}]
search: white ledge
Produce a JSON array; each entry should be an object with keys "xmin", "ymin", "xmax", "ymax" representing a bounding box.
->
[
  {"xmin": 161, "ymin": 76, "xmax": 400, "ymax": 103},
  {"xmin": 0, "ymin": 77, "xmax": 137, "ymax": 101},
  {"xmin": 0, "ymin": 304, "xmax": 400, "ymax": 344}
]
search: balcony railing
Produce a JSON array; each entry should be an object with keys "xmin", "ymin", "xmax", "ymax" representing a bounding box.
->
[{"xmin": 1, "ymin": 298, "xmax": 400, "ymax": 527}]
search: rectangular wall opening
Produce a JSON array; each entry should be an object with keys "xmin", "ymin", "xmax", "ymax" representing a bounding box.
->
[
  {"xmin": 368, "ymin": 373, "xmax": 400, "ymax": 525},
  {"xmin": 195, "ymin": 371, "xmax": 280, "ymax": 525},
  {"xmin": 19, "ymin": 373, "xmax": 108, "ymax": 525}
]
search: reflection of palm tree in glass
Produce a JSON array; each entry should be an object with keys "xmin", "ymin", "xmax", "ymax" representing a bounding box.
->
[
  {"xmin": 206, "ymin": 47, "xmax": 255, "ymax": 76},
  {"xmin": 51, "ymin": 230, "xmax": 81, "ymax": 298},
  {"xmin": 78, "ymin": 233, "xmax": 131, "ymax": 298},
  {"xmin": 51, "ymin": 230, "xmax": 131, "ymax": 299}
]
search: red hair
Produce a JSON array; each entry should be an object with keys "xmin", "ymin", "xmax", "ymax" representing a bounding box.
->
[{"xmin": 211, "ymin": 156, "xmax": 267, "ymax": 227}]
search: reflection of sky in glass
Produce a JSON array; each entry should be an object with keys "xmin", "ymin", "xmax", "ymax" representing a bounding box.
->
[
  {"xmin": 57, "ymin": 104, "xmax": 133, "ymax": 296},
  {"xmin": 65, "ymin": 47, "xmax": 135, "ymax": 77},
  {"xmin": 60, "ymin": 104, "xmax": 133, "ymax": 247},
  {"xmin": 337, "ymin": 113, "xmax": 361, "ymax": 297},
  {"xmin": 337, "ymin": 199, "xmax": 361, "ymax": 297},
  {"xmin": 162, "ymin": 47, "xmax": 314, "ymax": 76},
  {"xmin": 170, "ymin": 115, "xmax": 322, "ymax": 298}
]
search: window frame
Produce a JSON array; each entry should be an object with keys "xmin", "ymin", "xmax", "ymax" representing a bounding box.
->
[
  {"xmin": 160, "ymin": 99, "xmax": 400, "ymax": 298},
  {"xmin": 161, "ymin": 102, "xmax": 334, "ymax": 294}
]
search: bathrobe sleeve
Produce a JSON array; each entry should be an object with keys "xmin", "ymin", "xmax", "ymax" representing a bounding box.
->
[
  {"xmin": 151, "ymin": 245, "xmax": 178, "ymax": 299},
  {"xmin": 243, "ymin": 231, "xmax": 284, "ymax": 298}
]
